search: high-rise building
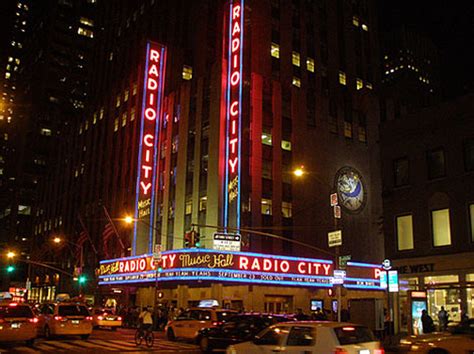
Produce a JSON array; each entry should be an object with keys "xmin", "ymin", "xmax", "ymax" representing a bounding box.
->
[
  {"xmin": 36, "ymin": 0, "xmax": 385, "ymax": 310},
  {"xmin": 380, "ymin": 92, "xmax": 474, "ymax": 332}
]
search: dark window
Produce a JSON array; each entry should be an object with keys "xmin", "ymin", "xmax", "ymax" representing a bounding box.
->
[
  {"xmin": 334, "ymin": 326, "xmax": 375, "ymax": 345},
  {"xmin": 255, "ymin": 327, "xmax": 284, "ymax": 345},
  {"xmin": 394, "ymin": 158, "xmax": 409, "ymax": 186},
  {"xmin": 463, "ymin": 139, "xmax": 474, "ymax": 171},
  {"xmin": 0, "ymin": 305, "xmax": 34, "ymax": 318},
  {"xmin": 427, "ymin": 148, "xmax": 446, "ymax": 179},
  {"xmin": 58, "ymin": 305, "xmax": 89, "ymax": 316}
]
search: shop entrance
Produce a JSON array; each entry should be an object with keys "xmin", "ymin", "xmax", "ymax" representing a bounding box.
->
[{"xmin": 264, "ymin": 295, "xmax": 293, "ymax": 314}]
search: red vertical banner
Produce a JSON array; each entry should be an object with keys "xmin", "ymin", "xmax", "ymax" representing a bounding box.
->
[
  {"xmin": 223, "ymin": 0, "xmax": 244, "ymax": 229},
  {"xmin": 133, "ymin": 41, "xmax": 167, "ymax": 255}
]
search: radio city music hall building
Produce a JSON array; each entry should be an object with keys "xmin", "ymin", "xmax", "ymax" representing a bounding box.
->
[{"xmin": 36, "ymin": 0, "xmax": 385, "ymax": 311}]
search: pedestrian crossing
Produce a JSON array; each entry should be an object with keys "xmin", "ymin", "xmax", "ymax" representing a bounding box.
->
[{"xmin": 0, "ymin": 338, "xmax": 200, "ymax": 353}]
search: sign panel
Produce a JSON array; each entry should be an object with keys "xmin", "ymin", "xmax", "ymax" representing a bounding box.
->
[
  {"xmin": 330, "ymin": 193, "xmax": 338, "ymax": 207},
  {"xmin": 223, "ymin": 0, "xmax": 244, "ymax": 230},
  {"xmin": 388, "ymin": 270, "xmax": 399, "ymax": 292},
  {"xmin": 213, "ymin": 233, "xmax": 241, "ymax": 251},
  {"xmin": 153, "ymin": 244, "xmax": 162, "ymax": 261},
  {"xmin": 332, "ymin": 270, "xmax": 346, "ymax": 285},
  {"xmin": 133, "ymin": 41, "xmax": 167, "ymax": 255},
  {"xmin": 339, "ymin": 255, "xmax": 351, "ymax": 270},
  {"xmin": 328, "ymin": 230, "xmax": 342, "ymax": 247},
  {"xmin": 333, "ymin": 205, "xmax": 341, "ymax": 219},
  {"xmin": 345, "ymin": 261, "xmax": 385, "ymax": 290},
  {"xmin": 380, "ymin": 271, "xmax": 388, "ymax": 289},
  {"xmin": 98, "ymin": 249, "xmax": 333, "ymax": 288}
]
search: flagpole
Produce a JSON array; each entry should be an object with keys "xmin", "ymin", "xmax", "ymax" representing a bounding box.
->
[
  {"xmin": 102, "ymin": 205, "xmax": 126, "ymax": 253},
  {"xmin": 77, "ymin": 213, "xmax": 98, "ymax": 255}
]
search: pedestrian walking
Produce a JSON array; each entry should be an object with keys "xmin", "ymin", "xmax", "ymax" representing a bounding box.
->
[
  {"xmin": 437, "ymin": 306, "xmax": 449, "ymax": 331},
  {"xmin": 421, "ymin": 309, "xmax": 435, "ymax": 334}
]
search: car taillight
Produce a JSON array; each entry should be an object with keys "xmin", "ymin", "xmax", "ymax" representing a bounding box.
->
[
  {"xmin": 0, "ymin": 318, "xmax": 5, "ymax": 323},
  {"xmin": 117, "ymin": 317, "xmax": 122, "ymax": 321},
  {"xmin": 8, "ymin": 303, "xmax": 18, "ymax": 307},
  {"xmin": 211, "ymin": 321, "xmax": 223, "ymax": 326},
  {"xmin": 54, "ymin": 316, "xmax": 67, "ymax": 321},
  {"xmin": 374, "ymin": 350, "xmax": 385, "ymax": 354},
  {"xmin": 97, "ymin": 316, "xmax": 104, "ymax": 320},
  {"xmin": 334, "ymin": 348, "xmax": 348, "ymax": 354},
  {"xmin": 86, "ymin": 316, "xmax": 93, "ymax": 321},
  {"xmin": 29, "ymin": 317, "xmax": 39, "ymax": 323}
]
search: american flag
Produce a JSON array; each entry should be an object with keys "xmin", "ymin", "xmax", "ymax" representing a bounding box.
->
[
  {"xmin": 75, "ymin": 230, "xmax": 88, "ymax": 259},
  {"xmin": 102, "ymin": 223, "xmax": 115, "ymax": 257}
]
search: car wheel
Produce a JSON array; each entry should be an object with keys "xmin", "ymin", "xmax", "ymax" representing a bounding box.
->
[
  {"xmin": 167, "ymin": 328, "xmax": 176, "ymax": 341},
  {"xmin": 44, "ymin": 326, "xmax": 52, "ymax": 340},
  {"xmin": 26, "ymin": 338, "xmax": 35, "ymax": 346},
  {"xmin": 81, "ymin": 334, "xmax": 90, "ymax": 340},
  {"xmin": 199, "ymin": 336, "xmax": 211, "ymax": 353}
]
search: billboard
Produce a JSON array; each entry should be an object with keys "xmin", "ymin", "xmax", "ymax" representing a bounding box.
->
[{"xmin": 133, "ymin": 41, "xmax": 167, "ymax": 255}]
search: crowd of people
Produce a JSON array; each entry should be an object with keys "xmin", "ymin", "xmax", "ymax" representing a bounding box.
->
[{"xmin": 113, "ymin": 304, "xmax": 184, "ymax": 330}]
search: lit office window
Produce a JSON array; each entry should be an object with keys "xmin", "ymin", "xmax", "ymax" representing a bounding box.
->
[
  {"xmin": 5, "ymin": 72, "xmax": 11, "ymax": 79},
  {"xmin": 185, "ymin": 200, "xmax": 192, "ymax": 215},
  {"xmin": 124, "ymin": 89, "xmax": 129, "ymax": 102},
  {"xmin": 271, "ymin": 42, "xmax": 280, "ymax": 58},
  {"xmin": 292, "ymin": 77, "xmax": 301, "ymax": 87},
  {"xmin": 356, "ymin": 78, "xmax": 364, "ymax": 90},
  {"xmin": 99, "ymin": 108, "xmax": 104, "ymax": 120},
  {"xmin": 261, "ymin": 199, "xmax": 272, "ymax": 215},
  {"xmin": 199, "ymin": 196, "xmax": 207, "ymax": 211},
  {"xmin": 132, "ymin": 82, "xmax": 138, "ymax": 96},
  {"xmin": 344, "ymin": 121, "xmax": 352, "ymax": 138},
  {"xmin": 361, "ymin": 23, "xmax": 369, "ymax": 31},
  {"xmin": 262, "ymin": 130, "xmax": 272, "ymax": 146},
  {"xmin": 281, "ymin": 140, "xmax": 292, "ymax": 151},
  {"xmin": 40, "ymin": 128, "xmax": 52, "ymax": 136},
  {"xmin": 116, "ymin": 94, "xmax": 121, "ymax": 107},
  {"xmin": 121, "ymin": 112, "xmax": 127, "ymax": 127},
  {"xmin": 306, "ymin": 57, "xmax": 315, "ymax": 72},
  {"xmin": 366, "ymin": 82, "xmax": 373, "ymax": 90},
  {"xmin": 80, "ymin": 17, "xmax": 94, "ymax": 27},
  {"xmin": 397, "ymin": 215, "xmax": 414, "ymax": 250},
  {"xmin": 130, "ymin": 107, "xmax": 136, "ymax": 121},
  {"xmin": 292, "ymin": 51, "xmax": 300, "ymax": 67},
  {"xmin": 114, "ymin": 118, "xmax": 119, "ymax": 132},
  {"xmin": 432, "ymin": 209, "xmax": 451, "ymax": 247},
  {"xmin": 358, "ymin": 127, "xmax": 367, "ymax": 143},
  {"xmin": 93, "ymin": 112, "xmax": 97, "ymax": 125},
  {"xmin": 339, "ymin": 71, "xmax": 346, "ymax": 85},
  {"xmin": 352, "ymin": 16, "xmax": 360, "ymax": 26},
  {"xmin": 182, "ymin": 65, "xmax": 193, "ymax": 80},
  {"xmin": 77, "ymin": 27, "xmax": 94, "ymax": 38},
  {"xmin": 282, "ymin": 202, "xmax": 292, "ymax": 218}
]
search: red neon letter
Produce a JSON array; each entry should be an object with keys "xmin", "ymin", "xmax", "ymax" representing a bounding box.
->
[
  {"xmin": 140, "ymin": 181, "xmax": 151, "ymax": 195},
  {"xmin": 232, "ymin": 5, "xmax": 241, "ymax": 20},
  {"xmin": 148, "ymin": 64, "xmax": 159, "ymax": 77},
  {"xmin": 148, "ymin": 93, "xmax": 155, "ymax": 106},
  {"xmin": 323, "ymin": 264, "xmax": 331, "ymax": 275},
  {"xmin": 229, "ymin": 138, "xmax": 238, "ymax": 153},
  {"xmin": 145, "ymin": 108, "xmax": 156, "ymax": 120},
  {"xmin": 263, "ymin": 259, "xmax": 272, "ymax": 271},
  {"xmin": 230, "ymin": 101, "xmax": 239, "ymax": 116},
  {"xmin": 232, "ymin": 21, "xmax": 241, "ymax": 36},
  {"xmin": 144, "ymin": 134, "xmax": 154, "ymax": 147},
  {"xmin": 229, "ymin": 157, "xmax": 238, "ymax": 173},
  {"xmin": 239, "ymin": 256, "xmax": 249, "ymax": 270},
  {"xmin": 280, "ymin": 261, "xmax": 290, "ymax": 273},
  {"xmin": 150, "ymin": 49, "xmax": 160, "ymax": 62},
  {"xmin": 148, "ymin": 78, "xmax": 157, "ymax": 90},
  {"xmin": 298, "ymin": 262, "xmax": 306, "ymax": 274},
  {"xmin": 230, "ymin": 71, "xmax": 240, "ymax": 86},
  {"xmin": 232, "ymin": 38, "xmax": 240, "ymax": 52},
  {"xmin": 374, "ymin": 268, "xmax": 381, "ymax": 279}
]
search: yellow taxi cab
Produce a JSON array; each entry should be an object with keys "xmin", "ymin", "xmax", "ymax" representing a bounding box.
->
[
  {"xmin": 0, "ymin": 301, "xmax": 38, "ymax": 345},
  {"xmin": 92, "ymin": 308, "xmax": 122, "ymax": 330},
  {"xmin": 166, "ymin": 307, "xmax": 238, "ymax": 341},
  {"xmin": 37, "ymin": 302, "xmax": 93, "ymax": 339}
]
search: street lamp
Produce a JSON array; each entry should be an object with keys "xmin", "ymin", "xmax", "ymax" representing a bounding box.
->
[
  {"xmin": 124, "ymin": 215, "xmax": 134, "ymax": 224},
  {"xmin": 6, "ymin": 251, "xmax": 16, "ymax": 259},
  {"xmin": 293, "ymin": 166, "xmax": 305, "ymax": 177}
]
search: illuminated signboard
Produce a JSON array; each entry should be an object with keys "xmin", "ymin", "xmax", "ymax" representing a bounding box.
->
[
  {"xmin": 223, "ymin": 0, "xmax": 244, "ymax": 229},
  {"xmin": 345, "ymin": 261, "xmax": 385, "ymax": 290},
  {"xmin": 133, "ymin": 41, "xmax": 167, "ymax": 255},
  {"xmin": 98, "ymin": 249, "xmax": 334, "ymax": 288}
]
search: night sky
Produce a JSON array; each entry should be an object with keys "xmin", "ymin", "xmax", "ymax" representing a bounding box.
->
[{"xmin": 378, "ymin": 1, "xmax": 474, "ymax": 98}]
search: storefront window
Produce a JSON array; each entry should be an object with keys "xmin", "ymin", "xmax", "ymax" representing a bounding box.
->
[
  {"xmin": 425, "ymin": 275, "xmax": 461, "ymax": 326},
  {"xmin": 467, "ymin": 273, "xmax": 474, "ymax": 319},
  {"xmin": 399, "ymin": 277, "xmax": 419, "ymax": 332}
]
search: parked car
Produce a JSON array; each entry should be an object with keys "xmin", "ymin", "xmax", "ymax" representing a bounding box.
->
[
  {"xmin": 226, "ymin": 321, "xmax": 384, "ymax": 354},
  {"xmin": 399, "ymin": 332, "xmax": 474, "ymax": 353},
  {"xmin": 37, "ymin": 302, "xmax": 93, "ymax": 339},
  {"xmin": 166, "ymin": 307, "xmax": 238, "ymax": 341},
  {"xmin": 198, "ymin": 313, "xmax": 296, "ymax": 352},
  {"xmin": 92, "ymin": 308, "xmax": 122, "ymax": 330},
  {"xmin": 0, "ymin": 302, "xmax": 38, "ymax": 345}
]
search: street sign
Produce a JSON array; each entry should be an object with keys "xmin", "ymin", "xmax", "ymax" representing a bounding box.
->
[
  {"xmin": 388, "ymin": 270, "xmax": 399, "ymax": 292},
  {"xmin": 328, "ymin": 230, "xmax": 342, "ymax": 247},
  {"xmin": 333, "ymin": 205, "xmax": 341, "ymax": 219},
  {"xmin": 338, "ymin": 255, "xmax": 351, "ymax": 270},
  {"xmin": 380, "ymin": 271, "xmax": 388, "ymax": 289},
  {"xmin": 330, "ymin": 193, "xmax": 338, "ymax": 207},
  {"xmin": 332, "ymin": 269, "xmax": 346, "ymax": 285},
  {"xmin": 213, "ymin": 233, "xmax": 241, "ymax": 251},
  {"xmin": 153, "ymin": 244, "xmax": 162, "ymax": 261}
]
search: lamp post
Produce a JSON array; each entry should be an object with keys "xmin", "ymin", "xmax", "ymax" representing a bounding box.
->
[
  {"xmin": 52, "ymin": 237, "xmax": 84, "ymax": 295},
  {"xmin": 292, "ymin": 166, "xmax": 343, "ymax": 322}
]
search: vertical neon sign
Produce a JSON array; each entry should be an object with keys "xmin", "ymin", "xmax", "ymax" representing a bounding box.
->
[
  {"xmin": 223, "ymin": 0, "xmax": 244, "ymax": 229},
  {"xmin": 133, "ymin": 41, "xmax": 167, "ymax": 256}
]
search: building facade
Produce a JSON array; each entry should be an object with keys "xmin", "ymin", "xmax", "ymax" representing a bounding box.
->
[
  {"xmin": 33, "ymin": 0, "xmax": 385, "ymax": 311},
  {"xmin": 380, "ymin": 93, "xmax": 474, "ymax": 331}
]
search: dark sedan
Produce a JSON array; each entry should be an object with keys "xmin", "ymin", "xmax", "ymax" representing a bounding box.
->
[{"xmin": 197, "ymin": 313, "xmax": 295, "ymax": 352}]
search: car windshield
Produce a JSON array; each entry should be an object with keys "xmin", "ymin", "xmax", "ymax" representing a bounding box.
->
[
  {"xmin": 58, "ymin": 305, "xmax": 89, "ymax": 316},
  {"xmin": 0, "ymin": 305, "xmax": 34, "ymax": 318},
  {"xmin": 334, "ymin": 326, "xmax": 376, "ymax": 345}
]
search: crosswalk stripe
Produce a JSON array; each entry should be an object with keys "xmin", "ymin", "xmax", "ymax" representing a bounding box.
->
[
  {"xmin": 34, "ymin": 342, "xmax": 66, "ymax": 351},
  {"xmin": 108, "ymin": 339, "xmax": 137, "ymax": 347},
  {"xmin": 68, "ymin": 340, "xmax": 105, "ymax": 349},
  {"xmin": 44, "ymin": 341, "xmax": 78, "ymax": 349},
  {"xmin": 89, "ymin": 339, "xmax": 135, "ymax": 351},
  {"xmin": 11, "ymin": 347, "xmax": 38, "ymax": 353}
]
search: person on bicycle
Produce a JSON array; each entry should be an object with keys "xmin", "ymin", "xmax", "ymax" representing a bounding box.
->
[{"xmin": 138, "ymin": 306, "xmax": 153, "ymax": 334}]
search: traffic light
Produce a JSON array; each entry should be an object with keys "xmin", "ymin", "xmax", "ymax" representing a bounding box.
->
[
  {"xmin": 78, "ymin": 275, "xmax": 87, "ymax": 284},
  {"xmin": 184, "ymin": 231, "xmax": 193, "ymax": 248},
  {"xmin": 194, "ymin": 232, "xmax": 201, "ymax": 248},
  {"xmin": 6, "ymin": 265, "xmax": 15, "ymax": 273}
]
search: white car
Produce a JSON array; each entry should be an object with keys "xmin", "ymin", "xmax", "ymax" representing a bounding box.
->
[{"xmin": 226, "ymin": 321, "xmax": 384, "ymax": 354}]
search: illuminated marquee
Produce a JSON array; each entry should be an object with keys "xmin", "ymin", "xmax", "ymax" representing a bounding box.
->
[
  {"xmin": 98, "ymin": 249, "xmax": 334, "ymax": 287},
  {"xmin": 344, "ymin": 261, "xmax": 384, "ymax": 290},
  {"xmin": 133, "ymin": 41, "xmax": 167, "ymax": 255},
  {"xmin": 223, "ymin": 0, "xmax": 244, "ymax": 229}
]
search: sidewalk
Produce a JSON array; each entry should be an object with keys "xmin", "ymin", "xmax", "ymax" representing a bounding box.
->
[{"xmin": 382, "ymin": 333, "xmax": 405, "ymax": 353}]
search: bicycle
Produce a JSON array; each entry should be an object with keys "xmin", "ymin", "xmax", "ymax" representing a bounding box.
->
[{"xmin": 135, "ymin": 326, "xmax": 154, "ymax": 348}]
